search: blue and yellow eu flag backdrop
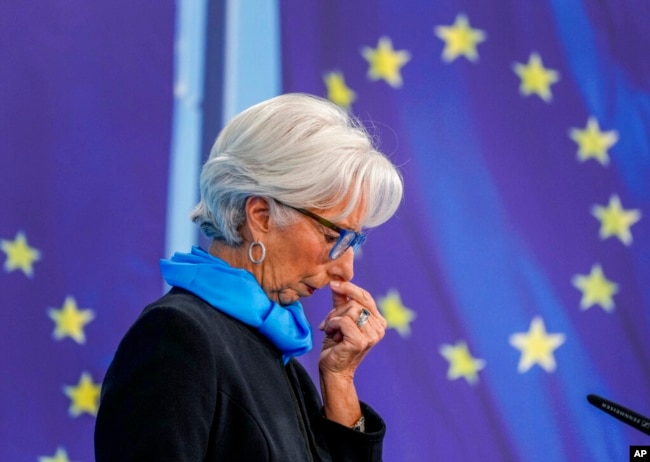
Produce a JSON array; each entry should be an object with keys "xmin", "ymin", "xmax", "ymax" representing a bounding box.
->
[
  {"xmin": 2, "ymin": 1, "xmax": 649, "ymax": 461},
  {"xmin": 0, "ymin": 2, "xmax": 174, "ymax": 461},
  {"xmin": 282, "ymin": 1, "xmax": 650, "ymax": 461}
]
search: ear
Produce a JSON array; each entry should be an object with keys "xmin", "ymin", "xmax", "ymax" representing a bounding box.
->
[{"xmin": 244, "ymin": 196, "xmax": 271, "ymax": 236}]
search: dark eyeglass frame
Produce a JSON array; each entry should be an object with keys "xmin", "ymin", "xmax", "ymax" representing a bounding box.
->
[{"xmin": 281, "ymin": 203, "xmax": 367, "ymax": 260}]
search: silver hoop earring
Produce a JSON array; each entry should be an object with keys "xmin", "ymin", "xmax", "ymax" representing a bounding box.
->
[{"xmin": 248, "ymin": 241, "xmax": 266, "ymax": 264}]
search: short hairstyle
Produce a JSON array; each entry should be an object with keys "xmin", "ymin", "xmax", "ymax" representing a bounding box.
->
[{"xmin": 190, "ymin": 93, "xmax": 403, "ymax": 246}]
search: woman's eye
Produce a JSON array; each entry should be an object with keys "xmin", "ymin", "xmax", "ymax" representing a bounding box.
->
[{"xmin": 324, "ymin": 234, "xmax": 338, "ymax": 244}]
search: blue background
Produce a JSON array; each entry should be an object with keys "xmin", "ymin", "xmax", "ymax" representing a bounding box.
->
[{"xmin": 1, "ymin": 1, "xmax": 649, "ymax": 460}]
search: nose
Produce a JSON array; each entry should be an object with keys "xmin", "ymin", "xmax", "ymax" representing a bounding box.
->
[{"xmin": 328, "ymin": 247, "xmax": 355, "ymax": 282}]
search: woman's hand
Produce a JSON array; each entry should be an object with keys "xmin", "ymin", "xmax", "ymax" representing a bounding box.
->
[
  {"xmin": 317, "ymin": 280, "xmax": 387, "ymax": 426},
  {"xmin": 318, "ymin": 280, "xmax": 386, "ymax": 375}
]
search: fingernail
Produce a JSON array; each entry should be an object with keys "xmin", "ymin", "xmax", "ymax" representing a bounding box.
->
[{"xmin": 330, "ymin": 280, "xmax": 341, "ymax": 288}]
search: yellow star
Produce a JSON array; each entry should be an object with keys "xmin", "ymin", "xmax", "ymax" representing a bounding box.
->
[
  {"xmin": 592, "ymin": 195, "xmax": 641, "ymax": 245},
  {"xmin": 572, "ymin": 264, "xmax": 619, "ymax": 312},
  {"xmin": 509, "ymin": 316, "xmax": 565, "ymax": 373},
  {"xmin": 64, "ymin": 371, "xmax": 101, "ymax": 417},
  {"xmin": 48, "ymin": 296, "xmax": 95, "ymax": 344},
  {"xmin": 569, "ymin": 116, "xmax": 619, "ymax": 166},
  {"xmin": 323, "ymin": 71, "xmax": 356, "ymax": 109},
  {"xmin": 434, "ymin": 14, "xmax": 487, "ymax": 62},
  {"xmin": 377, "ymin": 289, "xmax": 416, "ymax": 337},
  {"xmin": 1, "ymin": 231, "xmax": 41, "ymax": 277},
  {"xmin": 512, "ymin": 53, "xmax": 560, "ymax": 102},
  {"xmin": 39, "ymin": 446, "xmax": 76, "ymax": 462},
  {"xmin": 361, "ymin": 36, "xmax": 411, "ymax": 88},
  {"xmin": 439, "ymin": 340, "xmax": 486, "ymax": 385}
]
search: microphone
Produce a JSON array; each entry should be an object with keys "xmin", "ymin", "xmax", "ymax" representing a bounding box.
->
[{"xmin": 587, "ymin": 394, "xmax": 650, "ymax": 436}]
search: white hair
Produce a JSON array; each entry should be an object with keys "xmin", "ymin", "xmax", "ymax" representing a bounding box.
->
[{"xmin": 190, "ymin": 93, "xmax": 403, "ymax": 246}]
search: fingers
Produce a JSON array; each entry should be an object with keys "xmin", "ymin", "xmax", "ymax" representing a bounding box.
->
[
  {"xmin": 330, "ymin": 280, "xmax": 373, "ymax": 310},
  {"xmin": 322, "ymin": 313, "xmax": 384, "ymax": 346},
  {"xmin": 331, "ymin": 281, "xmax": 350, "ymax": 307},
  {"xmin": 323, "ymin": 281, "xmax": 386, "ymax": 329},
  {"xmin": 318, "ymin": 281, "xmax": 387, "ymax": 376},
  {"xmin": 320, "ymin": 281, "xmax": 386, "ymax": 342}
]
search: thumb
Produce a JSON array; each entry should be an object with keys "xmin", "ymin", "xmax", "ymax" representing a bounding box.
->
[{"xmin": 330, "ymin": 281, "xmax": 349, "ymax": 307}]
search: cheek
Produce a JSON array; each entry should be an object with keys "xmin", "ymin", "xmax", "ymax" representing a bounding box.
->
[
  {"xmin": 280, "ymin": 240, "xmax": 329, "ymax": 280},
  {"xmin": 285, "ymin": 228, "xmax": 328, "ymax": 262},
  {"xmin": 270, "ymin": 223, "xmax": 329, "ymax": 275},
  {"xmin": 287, "ymin": 243, "xmax": 326, "ymax": 270},
  {"xmin": 303, "ymin": 239, "xmax": 332, "ymax": 265}
]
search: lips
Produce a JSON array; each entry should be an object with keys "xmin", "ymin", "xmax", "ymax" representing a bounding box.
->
[{"xmin": 304, "ymin": 283, "xmax": 320, "ymax": 297}]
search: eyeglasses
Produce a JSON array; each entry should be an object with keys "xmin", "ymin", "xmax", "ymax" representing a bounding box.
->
[{"xmin": 282, "ymin": 204, "xmax": 367, "ymax": 260}]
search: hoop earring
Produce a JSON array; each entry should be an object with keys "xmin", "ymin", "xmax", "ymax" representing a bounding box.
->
[{"xmin": 248, "ymin": 241, "xmax": 266, "ymax": 264}]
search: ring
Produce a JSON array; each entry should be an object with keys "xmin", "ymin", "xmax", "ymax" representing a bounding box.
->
[{"xmin": 356, "ymin": 308, "xmax": 371, "ymax": 329}]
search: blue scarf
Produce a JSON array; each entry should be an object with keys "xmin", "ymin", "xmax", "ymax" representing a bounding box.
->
[{"xmin": 160, "ymin": 247, "xmax": 312, "ymax": 364}]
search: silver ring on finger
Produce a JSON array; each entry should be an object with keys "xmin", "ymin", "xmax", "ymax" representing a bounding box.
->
[{"xmin": 356, "ymin": 308, "xmax": 371, "ymax": 329}]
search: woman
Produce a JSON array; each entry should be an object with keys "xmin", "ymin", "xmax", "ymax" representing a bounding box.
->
[{"xmin": 95, "ymin": 93, "xmax": 403, "ymax": 461}]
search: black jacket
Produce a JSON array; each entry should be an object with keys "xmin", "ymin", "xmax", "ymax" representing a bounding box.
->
[{"xmin": 95, "ymin": 288, "xmax": 385, "ymax": 461}]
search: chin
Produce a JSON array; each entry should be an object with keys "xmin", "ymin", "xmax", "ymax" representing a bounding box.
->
[{"xmin": 278, "ymin": 292, "xmax": 301, "ymax": 306}]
